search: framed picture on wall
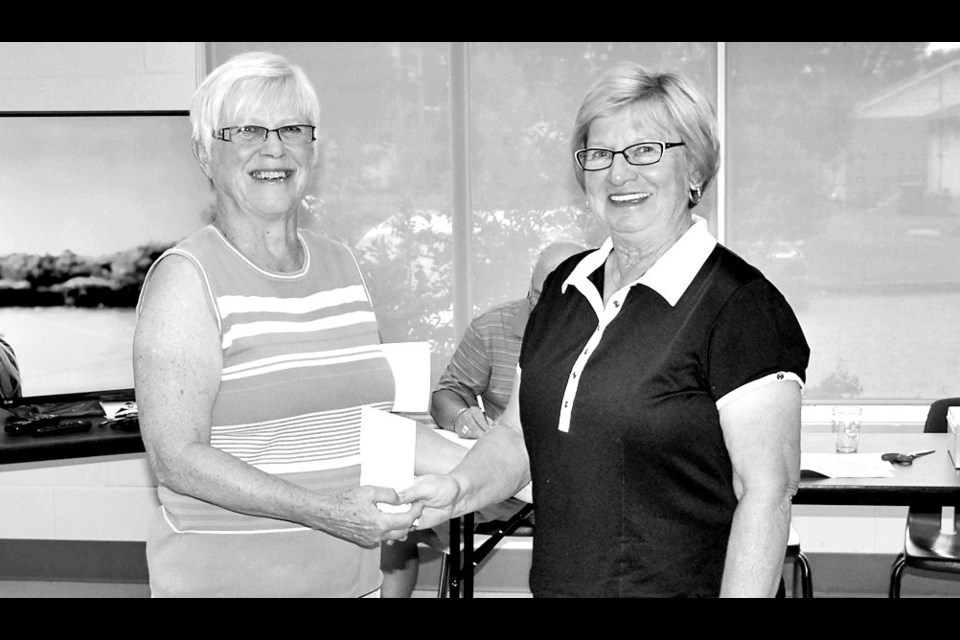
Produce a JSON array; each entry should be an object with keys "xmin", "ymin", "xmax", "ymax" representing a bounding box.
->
[{"xmin": 0, "ymin": 111, "xmax": 215, "ymax": 397}]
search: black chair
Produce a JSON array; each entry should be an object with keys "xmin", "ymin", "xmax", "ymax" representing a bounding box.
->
[
  {"xmin": 888, "ymin": 398, "xmax": 960, "ymax": 597},
  {"xmin": 438, "ymin": 503, "xmax": 535, "ymax": 598},
  {"xmin": 785, "ymin": 523, "xmax": 814, "ymax": 597}
]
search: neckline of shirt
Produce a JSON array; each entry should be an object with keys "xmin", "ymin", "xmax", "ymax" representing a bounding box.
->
[
  {"xmin": 208, "ymin": 224, "xmax": 311, "ymax": 279},
  {"xmin": 562, "ymin": 215, "xmax": 717, "ymax": 307}
]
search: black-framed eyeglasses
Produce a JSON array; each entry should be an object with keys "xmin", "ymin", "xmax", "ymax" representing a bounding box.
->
[
  {"xmin": 214, "ymin": 124, "xmax": 316, "ymax": 146},
  {"xmin": 575, "ymin": 141, "xmax": 685, "ymax": 171}
]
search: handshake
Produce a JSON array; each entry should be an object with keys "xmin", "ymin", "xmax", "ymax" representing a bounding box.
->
[
  {"xmin": 374, "ymin": 472, "xmax": 533, "ymax": 537},
  {"xmin": 373, "ymin": 474, "xmax": 461, "ymax": 532}
]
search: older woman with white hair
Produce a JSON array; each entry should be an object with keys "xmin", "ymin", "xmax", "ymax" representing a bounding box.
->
[
  {"xmin": 134, "ymin": 51, "xmax": 460, "ymax": 597},
  {"xmin": 404, "ymin": 62, "xmax": 810, "ymax": 598}
]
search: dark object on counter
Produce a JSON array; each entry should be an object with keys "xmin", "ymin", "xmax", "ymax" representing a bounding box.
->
[
  {"xmin": 0, "ymin": 388, "xmax": 143, "ymax": 465},
  {"xmin": 32, "ymin": 419, "xmax": 92, "ymax": 437},
  {"xmin": 0, "ymin": 389, "xmax": 144, "ymax": 462},
  {"xmin": 103, "ymin": 415, "xmax": 140, "ymax": 432},
  {"xmin": 4, "ymin": 414, "xmax": 93, "ymax": 437},
  {"xmin": 5, "ymin": 413, "xmax": 62, "ymax": 436},
  {"xmin": 881, "ymin": 450, "xmax": 936, "ymax": 465}
]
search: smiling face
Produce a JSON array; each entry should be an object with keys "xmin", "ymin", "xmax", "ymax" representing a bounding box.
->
[
  {"xmin": 583, "ymin": 103, "xmax": 695, "ymax": 246},
  {"xmin": 195, "ymin": 102, "xmax": 317, "ymax": 221}
]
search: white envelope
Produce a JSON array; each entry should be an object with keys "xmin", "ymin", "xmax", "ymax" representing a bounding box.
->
[
  {"xmin": 381, "ymin": 341, "xmax": 431, "ymax": 413},
  {"xmin": 360, "ymin": 406, "xmax": 417, "ymax": 513}
]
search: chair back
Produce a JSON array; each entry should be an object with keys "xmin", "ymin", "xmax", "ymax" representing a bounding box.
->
[
  {"xmin": 925, "ymin": 398, "xmax": 960, "ymax": 434},
  {"xmin": 888, "ymin": 397, "xmax": 960, "ymax": 597}
]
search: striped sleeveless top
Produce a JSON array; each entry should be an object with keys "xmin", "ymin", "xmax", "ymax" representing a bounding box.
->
[{"xmin": 140, "ymin": 225, "xmax": 395, "ymax": 597}]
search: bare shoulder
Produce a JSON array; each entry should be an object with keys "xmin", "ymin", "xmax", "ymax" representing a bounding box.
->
[
  {"xmin": 134, "ymin": 253, "xmax": 218, "ymax": 357},
  {"xmin": 138, "ymin": 253, "xmax": 206, "ymax": 314}
]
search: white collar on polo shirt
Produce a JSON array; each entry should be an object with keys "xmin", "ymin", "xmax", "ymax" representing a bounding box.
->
[{"xmin": 562, "ymin": 214, "xmax": 717, "ymax": 307}]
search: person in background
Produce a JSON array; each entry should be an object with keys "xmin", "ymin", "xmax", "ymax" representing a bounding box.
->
[
  {"xmin": 402, "ymin": 61, "xmax": 810, "ymax": 597},
  {"xmin": 133, "ymin": 51, "xmax": 464, "ymax": 598},
  {"xmin": 380, "ymin": 241, "xmax": 586, "ymax": 597},
  {"xmin": 0, "ymin": 336, "xmax": 22, "ymax": 398},
  {"xmin": 432, "ymin": 241, "xmax": 588, "ymax": 438}
]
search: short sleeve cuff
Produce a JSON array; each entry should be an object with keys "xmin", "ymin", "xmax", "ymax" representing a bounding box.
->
[{"xmin": 715, "ymin": 371, "xmax": 804, "ymax": 411}]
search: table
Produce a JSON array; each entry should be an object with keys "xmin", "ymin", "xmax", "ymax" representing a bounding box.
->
[
  {"xmin": 446, "ymin": 503, "xmax": 533, "ymax": 598},
  {"xmin": 797, "ymin": 432, "xmax": 960, "ymax": 507},
  {"xmin": 446, "ymin": 431, "xmax": 960, "ymax": 598},
  {"xmin": 0, "ymin": 389, "xmax": 143, "ymax": 465}
]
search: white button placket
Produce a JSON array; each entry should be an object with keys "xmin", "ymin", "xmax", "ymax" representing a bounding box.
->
[{"xmin": 557, "ymin": 288, "xmax": 630, "ymax": 433}]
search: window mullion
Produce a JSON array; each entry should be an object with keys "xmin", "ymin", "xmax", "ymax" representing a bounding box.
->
[{"xmin": 450, "ymin": 42, "xmax": 472, "ymax": 339}]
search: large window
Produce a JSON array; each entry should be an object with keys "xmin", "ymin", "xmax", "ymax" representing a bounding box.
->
[
  {"xmin": 207, "ymin": 42, "xmax": 960, "ymax": 416},
  {"xmin": 724, "ymin": 43, "xmax": 960, "ymax": 410}
]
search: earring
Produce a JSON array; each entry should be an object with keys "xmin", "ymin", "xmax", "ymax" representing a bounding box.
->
[
  {"xmin": 689, "ymin": 185, "xmax": 702, "ymax": 206},
  {"xmin": 585, "ymin": 200, "xmax": 591, "ymax": 211}
]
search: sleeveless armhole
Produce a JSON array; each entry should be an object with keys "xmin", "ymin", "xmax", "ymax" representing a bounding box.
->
[
  {"xmin": 137, "ymin": 248, "xmax": 223, "ymax": 336},
  {"xmin": 340, "ymin": 239, "xmax": 382, "ymax": 343}
]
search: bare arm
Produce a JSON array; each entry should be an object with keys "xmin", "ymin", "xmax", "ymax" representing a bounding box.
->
[
  {"xmin": 133, "ymin": 255, "xmax": 419, "ymax": 547},
  {"xmin": 403, "ymin": 371, "xmax": 530, "ymax": 529},
  {"xmin": 718, "ymin": 380, "xmax": 801, "ymax": 597},
  {"xmin": 414, "ymin": 421, "xmax": 469, "ymax": 475}
]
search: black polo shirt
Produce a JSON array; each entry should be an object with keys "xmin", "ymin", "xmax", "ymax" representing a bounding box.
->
[{"xmin": 518, "ymin": 218, "xmax": 810, "ymax": 598}]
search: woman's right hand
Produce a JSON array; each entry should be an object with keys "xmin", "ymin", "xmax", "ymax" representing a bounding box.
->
[{"xmin": 320, "ymin": 485, "xmax": 424, "ymax": 548}]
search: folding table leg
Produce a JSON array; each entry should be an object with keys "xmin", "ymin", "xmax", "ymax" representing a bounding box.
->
[
  {"xmin": 463, "ymin": 512, "xmax": 475, "ymax": 598},
  {"xmin": 448, "ymin": 515, "xmax": 461, "ymax": 598}
]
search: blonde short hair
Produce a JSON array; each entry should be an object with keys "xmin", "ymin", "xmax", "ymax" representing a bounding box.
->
[
  {"xmin": 571, "ymin": 62, "xmax": 720, "ymax": 200},
  {"xmin": 190, "ymin": 51, "xmax": 321, "ymax": 158}
]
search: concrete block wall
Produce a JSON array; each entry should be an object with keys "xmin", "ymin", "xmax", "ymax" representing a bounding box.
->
[
  {"xmin": 0, "ymin": 42, "xmax": 198, "ymax": 111},
  {"xmin": 0, "ymin": 454, "xmax": 158, "ymax": 541}
]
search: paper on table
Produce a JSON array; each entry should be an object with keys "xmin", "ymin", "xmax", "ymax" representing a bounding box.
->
[
  {"xmin": 380, "ymin": 342, "xmax": 431, "ymax": 413},
  {"xmin": 432, "ymin": 428, "xmax": 533, "ymax": 503},
  {"xmin": 801, "ymin": 453, "xmax": 895, "ymax": 478},
  {"xmin": 100, "ymin": 400, "xmax": 137, "ymax": 420},
  {"xmin": 360, "ymin": 406, "xmax": 416, "ymax": 512}
]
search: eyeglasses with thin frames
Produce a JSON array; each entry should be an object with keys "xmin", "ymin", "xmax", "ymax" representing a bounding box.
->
[
  {"xmin": 575, "ymin": 141, "xmax": 685, "ymax": 171},
  {"xmin": 214, "ymin": 124, "xmax": 316, "ymax": 146}
]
